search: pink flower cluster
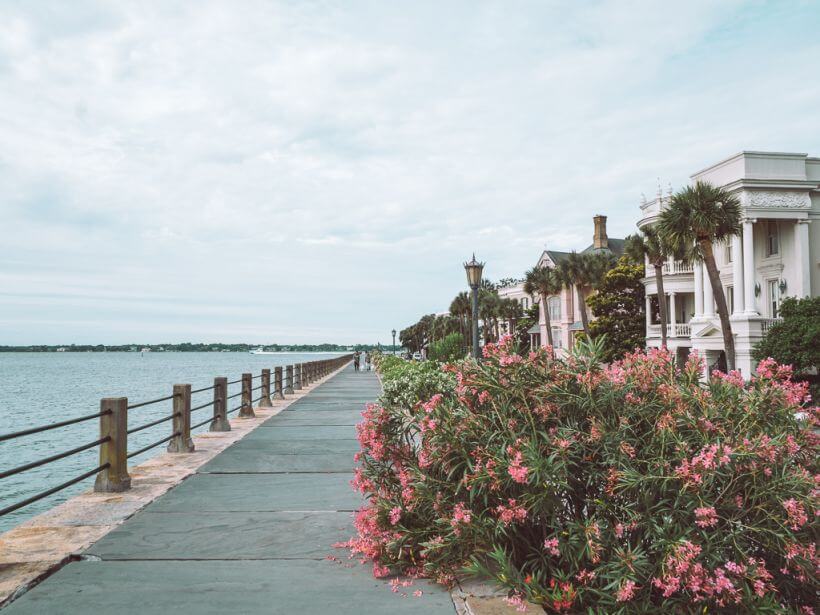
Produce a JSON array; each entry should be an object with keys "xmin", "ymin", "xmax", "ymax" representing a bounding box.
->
[
  {"xmin": 450, "ymin": 502, "xmax": 472, "ymax": 535},
  {"xmin": 507, "ymin": 446, "xmax": 529, "ymax": 484},
  {"xmin": 495, "ymin": 499, "xmax": 528, "ymax": 525},
  {"xmin": 694, "ymin": 506, "xmax": 718, "ymax": 528},
  {"xmin": 543, "ymin": 537, "xmax": 560, "ymax": 557},
  {"xmin": 782, "ymin": 498, "xmax": 808, "ymax": 530},
  {"xmin": 616, "ymin": 579, "xmax": 638, "ymax": 602},
  {"xmin": 674, "ymin": 443, "xmax": 732, "ymax": 486}
]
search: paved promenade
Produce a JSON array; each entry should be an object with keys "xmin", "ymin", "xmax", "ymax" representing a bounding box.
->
[{"xmin": 3, "ymin": 367, "xmax": 455, "ymax": 614}]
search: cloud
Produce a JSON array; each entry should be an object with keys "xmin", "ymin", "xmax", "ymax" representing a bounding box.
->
[{"xmin": 1, "ymin": 0, "xmax": 819, "ymax": 344}]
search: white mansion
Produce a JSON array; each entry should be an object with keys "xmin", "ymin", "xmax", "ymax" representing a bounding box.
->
[{"xmin": 639, "ymin": 151, "xmax": 820, "ymax": 376}]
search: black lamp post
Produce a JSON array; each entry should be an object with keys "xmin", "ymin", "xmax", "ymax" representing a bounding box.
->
[
  {"xmin": 464, "ymin": 254, "xmax": 484, "ymax": 359},
  {"xmin": 391, "ymin": 329, "xmax": 396, "ymax": 355}
]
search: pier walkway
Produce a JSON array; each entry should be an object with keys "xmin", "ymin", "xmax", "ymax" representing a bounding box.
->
[{"xmin": 3, "ymin": 367, "xmax": 455, "ymax": 614}]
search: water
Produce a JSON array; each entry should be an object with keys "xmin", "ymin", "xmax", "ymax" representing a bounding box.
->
[{"xmin": 0, "ymin": 351, "xmax": 347, "ymax": 534}]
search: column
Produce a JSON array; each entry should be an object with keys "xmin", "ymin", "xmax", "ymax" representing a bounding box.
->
[
  {"xmin": 669, "ymin": 292, "xmax": 677, "ymax": 337},
  {"xmin": 645, "ymin": 295, "xmax": 652, "ymax": 330},
  {"xmin": 743, "ymin": 218, "xmax": 757, "ymax": 314},
  {"xmin": 731, "ymin": 234, "xmax": 744, "ymax": 314},
  {"xmin": 693, "ymin": 259, "xmax": 704, "ymax": 319},
  {"xmin": 795, "ymin": 220, "xmax": 811, "ymax": 297},
  {"xmin": 703, "ymin": 263, "xmax": 715, "ymax": 317}
]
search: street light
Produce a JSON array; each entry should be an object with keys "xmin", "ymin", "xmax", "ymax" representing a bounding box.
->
[
  {"xmin": 464, "ymin": 253, "xmax": 484, "ymax": 360},
  {"xmin": 391, "ymin": 329, "xmax": 396, "ymax": 355}
]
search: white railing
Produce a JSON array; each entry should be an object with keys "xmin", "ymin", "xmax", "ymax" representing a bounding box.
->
[
  {"xmin": 760, "ymin": 318, "xmax": 782, "ymax": 334},
  {"xmin": 647, "ymin": 323, "xmax": 692, "ymax": 338},
  {"xmin": 645, "ymin": 260, "xmax": 694, "ymax": 277}
]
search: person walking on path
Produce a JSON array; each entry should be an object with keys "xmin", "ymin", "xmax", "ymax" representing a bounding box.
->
[
  {"xmin": 364, "ymin": 352, "xmax": 371, "ymax": 371},
  {"xmin": 353, "ymin": 352, "xmax": 360, "ymax": 372}
]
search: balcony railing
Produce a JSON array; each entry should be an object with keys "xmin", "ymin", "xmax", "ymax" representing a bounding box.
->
[
  {"xmin": 647, "ymin": 323, "xmax": 692, "ymax": 338},
  {"xmin": 645, "ymin": 260, "xmax": 694, "ymax": 277},
  {"xmin": 760, "ymin": 318, "xmax": 782, "ymax": 334}
]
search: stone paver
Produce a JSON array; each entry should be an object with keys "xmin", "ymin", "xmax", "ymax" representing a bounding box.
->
[{"xmin": 2, "ymin": 367, "xmax": 455, "ymax": 614}]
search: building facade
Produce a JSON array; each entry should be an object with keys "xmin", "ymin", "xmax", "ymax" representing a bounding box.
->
[
  {"xmin": 500, "ymin": 216, "xmax": 624, "ymax": 353},
  {"xmin": 638, "ymin": 151, "xmax": 820, "ymax": 376}
]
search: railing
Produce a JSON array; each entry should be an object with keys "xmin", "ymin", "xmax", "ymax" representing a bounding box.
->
[
  {"xmin": 0, "ymin": 355, "xmax": 352, "ymax": 517},
  {"xmin": 760, "ymin": 318, "xmax": 782, "ymax": 334},
  {"xmin": 647, "ymin": 260, "xmax": 694, "ymax": 276},
  {"xmin": 647, "ymin": 323, "xmax": 692, "ymax": 338}
]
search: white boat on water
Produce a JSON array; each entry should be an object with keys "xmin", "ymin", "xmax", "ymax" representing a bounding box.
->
[{"xmin": 250, "ymin": 347, "xmax": 277, "ymax": 355}]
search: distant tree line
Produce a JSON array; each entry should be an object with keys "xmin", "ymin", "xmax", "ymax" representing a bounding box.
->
[{"xmin": 0, "ymin": 342, "xmax": 394, "ymax": 353}]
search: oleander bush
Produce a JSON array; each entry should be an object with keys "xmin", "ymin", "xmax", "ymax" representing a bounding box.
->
[{"xmin": 346, "ymin": 336, "xmax": 818, "ymax": 613}]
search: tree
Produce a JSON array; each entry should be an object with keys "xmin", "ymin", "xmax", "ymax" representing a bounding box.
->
[
  {"xmin": 515, "ymin": 303, "xmax": 540, "ymax": 355},
  {"xmin": 428, "ymin": 332, "xmax": 466, "ymax": 362},
  {"xmin": 523, "ymin": 265, "xmax": 562, "ymax": 347},
  {"xmin": 449, "ymin": 292, "xmax": 470, "ymax": 342},
  {"xmin": 753, "ymin": 296, "xmax": 820, "ymax": 377},
  {"xmin": 558, "ymin": 252, "xmax": 591, "ymax": 335},
  {"xmin": 658, "ymin": 181, "xmax": 741, "ymax": 371},
  {"xmin": 625, "ymin": 227, "xmax": 673, "ymax": 349},
  {"xmin": 587, "ymin": 257, "xmax": 646, "ymax": 362},
  {"xmin": 499, "ymin": 298, "xmax": 523, "ymax": 336}
]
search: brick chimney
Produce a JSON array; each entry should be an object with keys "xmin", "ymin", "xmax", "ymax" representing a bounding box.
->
[{"xmin": 593, "ymin": 215, "xmax": 608, "ymax": 250}]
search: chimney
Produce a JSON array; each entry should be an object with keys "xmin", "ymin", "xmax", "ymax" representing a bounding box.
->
[{"xmin": 593, "ymin": 215, "xmax": 608, "ymax": 250}]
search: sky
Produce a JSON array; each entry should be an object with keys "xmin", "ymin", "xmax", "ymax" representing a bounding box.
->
[{"xmin": 1, "ymin": 1, "xmax": 819, "ymax": 345}]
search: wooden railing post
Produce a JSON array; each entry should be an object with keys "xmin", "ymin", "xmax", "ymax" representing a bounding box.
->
[
  {"xmin": 274, "ymin": 366, "xmax": 285, "ymax": 399},
  {"xmin": 284, "ymin": 365, "xmax": 294, "ymax": 394},
  {"xmin": 211, "ymin": 376, "xmax": 231, "ymax": 432},
  {"xmin": 303, "ymin": 363, "xmax": 311, "ymax": 386},
  {"xmin": 240, "ymin": 372, "xmax": 255, "ymax": 417},
  {"xmin": 295, "ymin": 364, "xmax": 303, "ymax": 390},
  {"xmin": 95, "ymin": 397, "xmax": 131, "ymax": 492},
  {"xmin": 168, "ymin": 384, "xmax": 195, "ymax": 453},
  {"xmin": 260, "ymin": 369, "xmax": 273, "ymax": 407}
]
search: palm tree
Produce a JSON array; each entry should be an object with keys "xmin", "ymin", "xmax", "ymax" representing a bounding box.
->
[
  {"xmin": 558, "ymin": 252, "xmax": 592, "ymax": 335},
  {"xmin": 658, "ymin": 180, "xmax": 741, "ymax": 371},
  {"xmin": 500, "ymin": 298, "xmax": 523, "ymax": 335},
  {"xmin": 449, "ymin": 292, "xmax": 471, "ymax": 342},
  {"xmin": 626, "ymin": 228, "xmax": 672, "ymax": 349},
  {"xmin": 524, "ymin": 265, "xmax": 562, "ymax": 347}
]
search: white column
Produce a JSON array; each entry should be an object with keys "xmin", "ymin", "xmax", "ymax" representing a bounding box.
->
[
  {"xmin": 693, "ymin": 259, "xmax": 704, "ymax": 319},
  {"xmin": 703, "ymin": 263, "xmax": 715, "ymax": 317},
  {"xmin": 743, "ymin": 219, "xmax": 757, "ymax": 314},
  {"xmin": 645, "ymin": 295, "xmax": 652, "ymax": 330},
  {"xmin": 731, "ymin": 234, "xmax": 744, "ymax": 314},
  {"xmin": 669, "ymin": 292, "xmax": 677, "ymax": 337},
  {"xmin": 795, "ymin": 220, "xmax": 811, "ymax": 297}
]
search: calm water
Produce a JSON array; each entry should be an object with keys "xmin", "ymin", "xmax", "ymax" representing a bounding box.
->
[{"xmin": 0, "ymin": 351, "xmax": 347, "ymax": 533}]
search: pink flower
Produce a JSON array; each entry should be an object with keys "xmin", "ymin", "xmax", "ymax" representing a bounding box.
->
[
  {"xmin": 495, "ymin": 499, "xmax": 528, "ymax": 525},
  {"xmin": 503, "ymin": 593, "xmax": 528, "ymax": 612},
  {"xmin": 389, "ymin": 506, "xmax": 402, "ymax": 526},
  {"xmin": 507, "ymin": 449, "xmax": 529, "ymax": 484},
  {"xmin": 451, "ymin": 502, "xmax": 472, "ymax": 527},
  {"xmin": 543, "ymin": 537, "xmax": 560, "ymax": 557},
  {"xmin": 694, "ymin": 506, "xmax": 718, "ymax": 528},
  {"xmin": 616, "ymin": 579, "xmax": 638, "ymax": 602},
  {"xmin": 782, "ymin": 498, "xmax": 808, "ymax": 530}
]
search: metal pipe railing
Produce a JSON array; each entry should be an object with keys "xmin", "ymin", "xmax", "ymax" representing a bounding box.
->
[{"xmin": 0, "ymin": 355, "xmax": 353, "ymax": 517}]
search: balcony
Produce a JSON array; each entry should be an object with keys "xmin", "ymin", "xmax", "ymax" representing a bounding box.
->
[
  {"xmin": 645, "ymin": 259, "xmax": 694, "ymax": 277},
  {"xmin": 648, "ymin": 323, "xmax": 692, "ymax": 338},
  {"xmin": 760, "ymin": 318, "xmax": 782, "ymax": 334}
]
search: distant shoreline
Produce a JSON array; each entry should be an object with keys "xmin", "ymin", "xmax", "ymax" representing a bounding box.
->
[{"xmin": 0, "ymin": 344, "xmax": 391, "ymax": 353}]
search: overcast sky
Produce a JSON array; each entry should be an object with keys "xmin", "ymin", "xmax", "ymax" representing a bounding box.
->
[{"xmin": 2, "ymin": 1, "xmax": 819, "ymax": 345}]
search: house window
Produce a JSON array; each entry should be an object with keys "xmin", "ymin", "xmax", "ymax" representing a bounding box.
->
[
  {"xmin": 767, "ymin": 279, "xmax": 780, "ymax": 317},
  {"xmin": 551, "ymin": 327, "xmax": 562, "ymax": 348},
  {"xmin": 766, "ymin": 221, "xmax": 779, "ymax": 257},
  {"xmin": 523, "ymin": 297, "xmax": 529, "ymax": 309},
  {"xmin": 725, "ymin": 244, "xmax": 733, "ymax": 263},
  {"xmin": 726, "ymin": 286, "xmax": 733, "ymax": 314},
  {"xmin": 548, "ymin": 296, "xmax": 561, "ymax": 320}
]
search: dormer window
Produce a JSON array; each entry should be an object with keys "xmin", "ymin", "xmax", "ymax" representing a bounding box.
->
[{"xmin": 766, "ymin": 221, "xmax": 779, "ymax": 257}]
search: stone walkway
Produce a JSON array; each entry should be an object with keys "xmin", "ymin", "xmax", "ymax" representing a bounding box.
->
[{"xmin": 2, "ymin": 367, "xmax": 455, "ymax": 614}]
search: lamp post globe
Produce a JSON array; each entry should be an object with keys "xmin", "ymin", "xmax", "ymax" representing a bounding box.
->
[
  {"xmin": 391, "ymin": 329, "xmax": 396, "ymax": 356},
  {"xmin": 463, "ymin": 254, "xmax": 484, "ymax": 359}
]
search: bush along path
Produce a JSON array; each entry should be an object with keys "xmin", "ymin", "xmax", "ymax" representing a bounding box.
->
[{"xmin": 342, "ymin": 340, "xmax": 819, "ymax": 613}]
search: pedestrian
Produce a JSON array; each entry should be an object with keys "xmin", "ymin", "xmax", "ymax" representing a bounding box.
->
[
  {"xmin": 353, "ymin": 352, "xmax": 360, "ymax": 372},
  {"xmin": 364, "ymin": 352, "xmax": 370, "ymax": 371}
]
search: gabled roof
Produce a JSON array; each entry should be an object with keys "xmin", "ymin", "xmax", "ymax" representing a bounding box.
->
[{"xmin": 581, "ymin": 237, "xmax": 625, "ymax": 257}]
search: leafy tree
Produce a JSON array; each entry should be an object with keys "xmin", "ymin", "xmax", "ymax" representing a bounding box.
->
[
  {"xmin": 658, "ymin": 181, "xmax": 741, "ymax": 370},
  {"xmin": 625, "ymin": 227, "xmax": 673, "ymax": 349},
  {"xmin": 753, "ymin": 296, "xmax": 820, "ymax": 378},
  {"xmin": 523, "ymin": 265, "xmax": 562, "ymax": 347},
  {"xmin": 428, "ymin": 332, "xmax": 466, "ymax": 362},
  {"xmin": 587, "ymin": 257, "xmax": 646, "ymax": 362},
  {"xmin": 515, "ymin": 304, "xmax": 540, "ymax": 355}
]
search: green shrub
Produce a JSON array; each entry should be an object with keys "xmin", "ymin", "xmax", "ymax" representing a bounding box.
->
[{"xmin": 428, "ymin": 332, "xmax": 465, "ymax": 363}]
